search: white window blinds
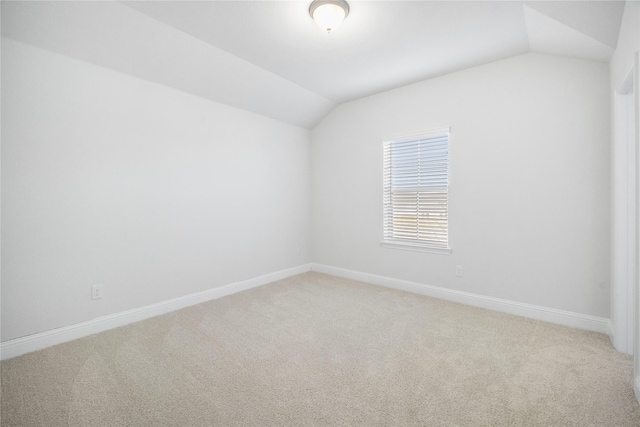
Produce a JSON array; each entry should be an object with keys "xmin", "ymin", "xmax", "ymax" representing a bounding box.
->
[{"xmin": 383, "ymin": 128, "xmax": 450, "ymax": 250}]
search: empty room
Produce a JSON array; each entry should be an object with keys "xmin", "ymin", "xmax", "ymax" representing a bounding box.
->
[{"xmin": 2, "ymin": 0, "xmax": 640, "ymax": 425}]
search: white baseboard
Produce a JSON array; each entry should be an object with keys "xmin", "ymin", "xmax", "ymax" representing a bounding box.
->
[
  {"xmin": 2, "ymin": 263, "xmax": 610, "ymax": 360},
  {"xmin": 1, "ymin": 264, "xmax": 312, "ymax": 360},
  {"xmin": 311, "ymin": 264, "xmax": 609, "ymax": 334}
]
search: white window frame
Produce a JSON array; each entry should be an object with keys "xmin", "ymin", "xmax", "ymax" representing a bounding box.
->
[{"xmin": 381, "ymin": 127, "xmax": 451, "ymax": 255}]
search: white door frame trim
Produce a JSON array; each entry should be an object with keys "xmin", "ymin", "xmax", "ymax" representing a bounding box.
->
[{"xmin": 612, "ymin": 64, "xmax": 637, "ymax": 356}]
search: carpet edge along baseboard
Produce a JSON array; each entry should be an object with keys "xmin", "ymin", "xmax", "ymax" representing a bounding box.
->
[
  {"xmin": 311, "ymin": 264, "xmax": 609, "ymax": 335},
  {"xmin": 0, "ymin": 264, "xmax": 312, "ymax": 360},
  {"xmin": 1, "ymin": 263, "xmax": 609, "ymax": 360}
]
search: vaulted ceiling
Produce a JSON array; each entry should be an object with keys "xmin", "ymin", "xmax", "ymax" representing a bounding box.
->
[{"xmin": 1, "ymin": 1, "xmax": 626, "ymax": 129}]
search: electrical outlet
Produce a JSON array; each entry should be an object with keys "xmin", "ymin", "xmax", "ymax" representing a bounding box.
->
[
  {"xmin": 455, "ymin": 265, "xmax": 463, "ymax": 277},
  {"xmin": 91, "ymin": 284, "xmax": 103, "ymax": 300}
]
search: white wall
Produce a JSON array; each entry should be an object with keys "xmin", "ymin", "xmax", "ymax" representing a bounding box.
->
[
  {"xmin": 1, "ymin": 39, "xmax": 311, "ymax": 341},
  {"xmin": 311, "ymin": 53, "xmax": 610, "ymax": 318}
]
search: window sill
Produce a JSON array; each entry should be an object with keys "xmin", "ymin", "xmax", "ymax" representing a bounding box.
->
[{"xmin": 380, "ymin": 241, "xmax": 452, "ymax": 255}]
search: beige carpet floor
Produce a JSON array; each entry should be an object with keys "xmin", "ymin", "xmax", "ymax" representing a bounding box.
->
[{"xmin": 2, "ymin": 272, "xmax": 640, "ymax": 426}]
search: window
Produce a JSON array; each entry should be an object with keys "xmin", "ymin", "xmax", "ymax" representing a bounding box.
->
[{"xmin": 382, "ymin": 128, "xmax": 450, "ymax": 253}]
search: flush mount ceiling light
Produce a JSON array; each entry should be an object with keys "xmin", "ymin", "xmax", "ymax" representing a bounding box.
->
[{"xmin": 309, "ymin": 0, "xmax": 349, "ymax": 33}]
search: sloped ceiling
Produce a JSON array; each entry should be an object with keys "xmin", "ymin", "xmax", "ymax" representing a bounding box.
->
[{"xmin": 1, "ymin": 1, "xmax": 626, "ymax": 129}]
